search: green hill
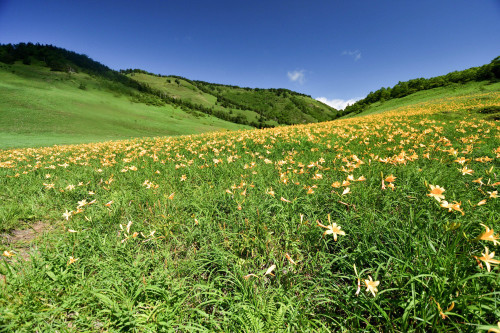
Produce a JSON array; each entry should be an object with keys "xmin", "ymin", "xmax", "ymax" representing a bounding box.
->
[
  {"xmin": 342, "ymin": 80, "xmax": 500, "ymax": 118},
  {"xmin": 121, "ymin": 71, "xmax": 267, "ymax": 126},
  {"xmin": 340, "ymin": 56, "xmax": 500, "ymax": 117},
  {"xmin": 0, "ymin": 43, "xmax": 339, "ymax": 144},
  {"xmin": 122, "ymin": 70, "xmax": 340, "ymax": 127},
  {"xmin": 0, "ymin": 60, "xmax": 250, "ymax": 149}
]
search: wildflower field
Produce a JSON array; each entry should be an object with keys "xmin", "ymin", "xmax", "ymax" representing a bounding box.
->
[{"xmin": 1, "ymin": 92, "xmax": 500, "ymax": 331}]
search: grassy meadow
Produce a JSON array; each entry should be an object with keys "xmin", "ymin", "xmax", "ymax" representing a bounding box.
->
[
  {"xmin": 0, "ymin": 62, "xmax": 249, "ymax": 149},
  {"xmin": 343, "ymin": 80, "xmax": 500, "ymax": 119},
  {"xmin": 126, "ymin": 71, "xmax": 339, "ymax": 126},
  {"xmin": 125, "ymin": 72, "xmax": 266, "ymax": 126},
  {"xmin": 1, "ymin": 91, "xmax": 500, "ymax": 331}
]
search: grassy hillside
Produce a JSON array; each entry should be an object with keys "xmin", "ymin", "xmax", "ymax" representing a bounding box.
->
[
  {"xmin": 0, "ymin": 43, "xmax": 340, "ymax": 132},
  {"xmin": 342, "ymin": 80, "xmax": 500, "ymax": 118},
  {"xmin": 124, "ymin": 70, "xmax": 340, "ymax": 127},
  {"xmin": 0, "ymin": 61, "xmax": 249, "ymax": 149},
  {"xmin": 340, "ymin": 56, "xmax": 499, "ymax": 117},
  {"xmin": 124, "ymin": 72, "xmax": 267, "ymax": 126},
  {"xmin": 192, "ymin": 79, "xmax": 339, "ymax": 124},
  {"xmin": 1, "ymin": 90, "xmax": 499, "ymax": 331}
]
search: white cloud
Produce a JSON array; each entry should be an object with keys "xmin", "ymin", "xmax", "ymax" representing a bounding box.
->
[
  {"xmin": 287, "ymin": 70, "xmax": 305, "ymax": 84},
  {"xmin": 315, "ymin": 97, "xmax": 361, "ymax": 110},
  {"xmin": 342, "ymin": 50, "xmax": 361, "ymax": 61}
]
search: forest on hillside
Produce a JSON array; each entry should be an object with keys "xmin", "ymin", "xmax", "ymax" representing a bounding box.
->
[{"xmin": 343, "ymin": 56, "xmax": 500, "ymax": 115}]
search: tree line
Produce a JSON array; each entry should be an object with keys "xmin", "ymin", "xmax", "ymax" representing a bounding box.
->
[{"xmin": 344, "ymin": 56, "xmax": 500, "ymax": 115}]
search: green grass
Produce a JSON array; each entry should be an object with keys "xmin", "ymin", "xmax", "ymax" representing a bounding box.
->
[
  {"xmin": 0, "ymin": 62, "xmax": 249, "ymax": 149},
  {"xmin": 196, "ymin": 82, "xmax": 338, "ymax": 124},
  {"xmin": 126, "ymin": 72, "xmax": 273, "ymax": 126},
  {"xmin": 127, "ymin": 73, "xmax": 218, "ymax": 107},
  {"xmin": 342, "ymin": 80, "xmax": 500, "ymax": 118},
  {"xmin": 0, "ymin": 92, "xmax": 499, "ymax": 331},
  {"xmin": 127, "ymin": 72, "xmax": 338, "ymax": 126}
]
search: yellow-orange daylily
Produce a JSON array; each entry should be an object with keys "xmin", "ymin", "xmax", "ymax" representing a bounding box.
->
[
  {"xmin": 62, "ymin": 210, "xmax": 72, "ymax": 221},
  {"xmin": 385, "ymin": 175, "xmax": 397, "ymax": 183},
  {"xmin": 477, "ymin": 224, "xmax": 500, "ymax": 246},
  {"xmin": 454, "ymin": 157, "xmax": 469, "ymax": 165},
  {"xmin": 477, "ymin": 247, "xmax": 500, "ymax": 272},
  {"xmin": 459, "ymin": 166, "xmax": 474, "ymax": 175},
  {"xmin": 472, "ymin": 177, "xmax": 484, "ymax": 186},
  {"xmin": 285, "ymin": 253, "xmax": 297, "ymax": 265},
  {"xmin": 77, "ymin": 199, "xmax": 87, "ymax": 208},
  {"xmin": 67, "ymin": 256, "xmax": 79, "ymax": 265},
  {"xmin": 427, "ymin": 185, "xmax": 446, "ymax": 201},
  {"xmin": 317, "ymin": 215, "xmax": 346, "ymax": 241},
  {"xmin": 475, "ymin": 156, "xmax": 493, "ymax": 163},
  {"xmin": 331, "ymin": 181, "xmax": 341, "ymax": 188},
  {"xmin": 364, "ymin": 275, "xmax": 380, "ymax": 297},
  {"xmin": 440, "ymin": 201, "xmax": 464, "ymax": 215}
]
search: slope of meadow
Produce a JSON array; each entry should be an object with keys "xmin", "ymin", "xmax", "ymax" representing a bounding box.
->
[
  {"xmin": 0, "ymin": 92, "xmax": 499, "ymax": 331},
  {"xmin": 341, "ymin": 56, "xmax": 499, "ymax": 118},
  {"xmin": 0, "ymin": 62, "xmax": 249, "ymax": 149},
  {"xmin": 124, "ymin": 72, "xmax": 266, "ymax": 126},
  {"xmin": 343, "ymin": 80, "xmax": 500, "ymax": 118},
  {"xmin": 0, "ymin": 43, "xmax": 339, "ymax": 132},
  {"xmin": 125, "ymin": 71, "xmax": 339, "ymax": 127}
]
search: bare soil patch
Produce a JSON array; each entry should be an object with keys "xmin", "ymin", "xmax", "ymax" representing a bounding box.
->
[{"xmin": 1, "ymin": 221, "xmax": 51, "ymax": 261}]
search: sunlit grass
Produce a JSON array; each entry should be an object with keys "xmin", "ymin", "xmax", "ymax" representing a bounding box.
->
[
  {"xmin": 0, "ymin": 62, "xmax": 249, "ymax": 149},
  {"xmin": 342, "ymin": 80, "xmax": 500, "ymax": 118},
  {"xmin": 0, "ymin": 92, "xmax": 499, "ymax": 331}
]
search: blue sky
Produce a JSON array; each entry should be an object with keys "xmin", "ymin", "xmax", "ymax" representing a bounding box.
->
[{"xmin": 0, "ymin": 0, "xmax": 499, "ymax": 109}]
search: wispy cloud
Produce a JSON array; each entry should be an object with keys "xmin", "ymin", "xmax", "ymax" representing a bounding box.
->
[
  {"xmin": 315, "ymin": 97, "xmax": 361, "ymax": 110},
  {"xmin": 342, "ymin": 50, "xmax": 361, "ymax": 61},
  {"xmin": 287, "ymin": 70, "xmax": 305, "ymax": 84}
]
